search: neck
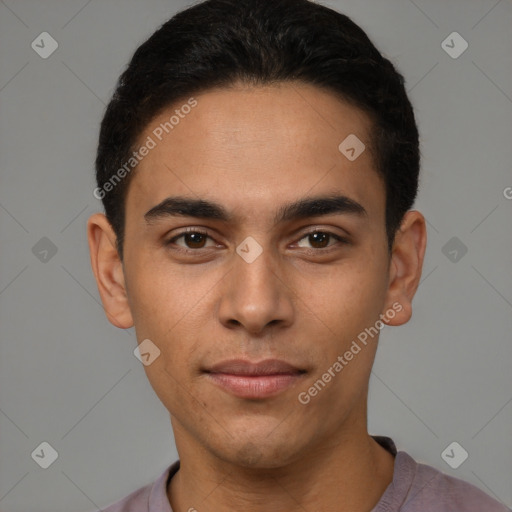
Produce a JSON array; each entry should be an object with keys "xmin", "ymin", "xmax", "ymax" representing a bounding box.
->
[{"xmin": 167, "ymin": 425, "xmax": 395, "ymax": 512}]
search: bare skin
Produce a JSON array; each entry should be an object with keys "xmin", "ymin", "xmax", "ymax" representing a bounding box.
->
[{"xmin": 88, "ymin": 81, "xmax": 426, "ymax": 512}]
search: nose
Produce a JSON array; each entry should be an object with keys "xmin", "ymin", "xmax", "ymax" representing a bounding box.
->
[{"xmin": 217, "ymin": 241, "xmax": 295, "ymax": 335}]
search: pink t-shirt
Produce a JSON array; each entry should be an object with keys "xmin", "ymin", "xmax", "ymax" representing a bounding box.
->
[{"xmin": 100, "ymin": 437, "xmax": 510, "ymax": 512}]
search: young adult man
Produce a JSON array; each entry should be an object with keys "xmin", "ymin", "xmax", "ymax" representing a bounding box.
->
[{"xmin": 87, "ymin": 0, "xmax": 510, "ymax": 510}]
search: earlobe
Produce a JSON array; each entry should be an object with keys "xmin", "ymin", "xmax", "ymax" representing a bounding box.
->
[
  {"xmin": 382, "ymin": 210, "xmax": 427, "ymax": 327},
  {"xmin": 87, "ymin": 213, "xmax": 134, "ymax": 329}
]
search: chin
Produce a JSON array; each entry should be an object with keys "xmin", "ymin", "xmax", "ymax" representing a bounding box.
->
[{"xmin": 214, "ymin": 435, "xmax": 303, "ymax": 470}]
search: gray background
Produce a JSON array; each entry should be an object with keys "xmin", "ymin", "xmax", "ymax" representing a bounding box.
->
[{"xmin": 0, "ymin": 0, "xmax": 511, "ymax": 510}]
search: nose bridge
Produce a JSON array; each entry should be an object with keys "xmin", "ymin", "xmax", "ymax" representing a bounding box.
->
[
  {"xmin": 218, "ymin": 237, "xmax": 293, "ymax": 332},
  {"xmin": 236, "ymin": 240, "xmax": 278, "ymax": 294}
]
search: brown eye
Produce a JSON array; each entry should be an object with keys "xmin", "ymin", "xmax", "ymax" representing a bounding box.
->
[
  {"xmin": 167, "ymin": 230, "xmax": 216, "ymax": 250},
  {"xmin": 182, "ymin": 232, "xmax": 207, "ymax": 248},
  {"xmin": 308, "ymin": 232, "xmax": 329, "ymax": 248},
  {"xmin": 297, "ymin": 231, "xmax": 346, "ymax": 250}
]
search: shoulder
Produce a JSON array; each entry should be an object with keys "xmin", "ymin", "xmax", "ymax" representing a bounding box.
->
[
  {"xmin": 102, "ymin": 483, "xmax": 152, "ymax": 512},
  {"xmin": 398, "ymin": 452, "xmax": 510, "ymax": 512},
  {"xmin": 100, "ymin": 461, "xmax": 178, "ymax": 512},
  {"xmin": 103, "ymin": 483, "xmax": 153, "ymax": 512}
]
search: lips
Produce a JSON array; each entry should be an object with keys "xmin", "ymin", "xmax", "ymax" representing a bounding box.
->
[
  {"xmin": 206, "ymin": 358, "xmax": 304, "ymax": 376},
  {"xmin": 204, "ymin": 359, "xmax": 306, "ymax": 399}
]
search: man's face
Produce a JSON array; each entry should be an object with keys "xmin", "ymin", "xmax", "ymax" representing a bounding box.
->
[{"xmin": 120, "ymin": 82, "xmax": 394, "ymax": 467}]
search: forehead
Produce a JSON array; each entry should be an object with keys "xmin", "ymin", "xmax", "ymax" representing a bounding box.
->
[{"xmin": 125, "ymin": 82, "xmax": 384, "ymax": 225}]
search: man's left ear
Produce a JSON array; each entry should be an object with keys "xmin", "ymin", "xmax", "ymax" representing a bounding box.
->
[{"xmin": 382, "ymin": 210, "xmax": 427, "ymax": 326}]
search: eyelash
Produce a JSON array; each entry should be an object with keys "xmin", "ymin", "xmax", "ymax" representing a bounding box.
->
[{"xmin": 165, "ymin": 227, "xmax": 349, "ymax": 254}]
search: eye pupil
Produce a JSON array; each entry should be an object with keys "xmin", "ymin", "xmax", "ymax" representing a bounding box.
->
[
  {"xmin": 309, "ymin": 232, "xmax": 329, "ymax": 248},
  {"xmin": 185, "ymin": 233, "xmax": 206, "ymax": 248}
]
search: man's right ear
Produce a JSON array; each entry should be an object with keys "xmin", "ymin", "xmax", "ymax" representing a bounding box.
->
[{"xmin": 87, "ymin": 213, "xmax": 134, "ymax": 329}]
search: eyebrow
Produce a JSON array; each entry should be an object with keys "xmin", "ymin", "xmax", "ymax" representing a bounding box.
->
[{"xmin": 144, "ymin": 194, "xmax": 367, "ymax": 225}]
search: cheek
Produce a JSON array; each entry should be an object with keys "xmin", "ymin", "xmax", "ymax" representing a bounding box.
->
[
  {"xmin": 307, "ymin": 255, "xmax": 388, "ymax": 339},
  {"xmin": 126, "ymin": 261, "xmax": 187, "ymax": 334},
  {"xmin": 127, "ymin": 268, "xmax": 207, "ymax": 365}
]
